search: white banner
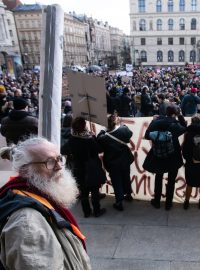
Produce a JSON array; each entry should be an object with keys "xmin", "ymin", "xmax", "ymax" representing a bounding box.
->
[{"xmin": 93, "ymin": 117, "xmax": 197, "ymax": 203}]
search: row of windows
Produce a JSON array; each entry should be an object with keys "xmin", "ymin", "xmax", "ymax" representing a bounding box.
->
[
  {"xmin": 138, "ymin": 18, "xmax": 197, "ymax": 31},
  {"xmin": 138, "ymin": 0, "xmax": 197, "ymax": 13},
  {"xmin": 138, "ymin": 50, "xmax": 197, "ymax": 62},
  {"xmin": 140, "ymin": 37, "xmax": 198, "ymax": 46}
]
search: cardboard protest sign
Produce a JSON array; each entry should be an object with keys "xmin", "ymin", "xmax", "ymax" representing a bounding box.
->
[{"xmin": 67, "ymin": 71, "xmax": 107, "ymax": 127}]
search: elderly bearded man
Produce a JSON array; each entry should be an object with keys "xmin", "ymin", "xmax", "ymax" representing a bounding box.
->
[{"xmin": 0, "ymin": 137, "xmax": 91, "ymax": 270}]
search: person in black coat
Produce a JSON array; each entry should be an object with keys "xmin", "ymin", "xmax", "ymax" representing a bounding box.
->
[
  {"xmin": 140, "ymin": 86, "xmax": 153, "ymax": 116},
  {"xmin": 143, "ymin": 105, "xmax": 187, "ymax": 210},
  {"xmin": 0, "ymin": 98, "xmax": 38, "ymax": 145},
  {"xmin": 61, "ymin": 116, "xmax": 106, "ymax": 218},
  {"xmin": 97, "ymin": 114, "xmax": 134, "ymax": 211},
  {"xmin": 182, "ymin": 115, "xmax": 200, "ymax": 209},
  {"xmin": 119, "ymin": 87, "xmax": 132, "ymax": 117}
]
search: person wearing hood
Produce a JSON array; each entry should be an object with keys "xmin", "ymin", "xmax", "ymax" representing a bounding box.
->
[
  {"xmin": 0, "ymin": 97, "xmax": 38, "ymax": 145},
  {"xmin": 182, "ymin": 115, "xmax": 200, "ymax": 209}
]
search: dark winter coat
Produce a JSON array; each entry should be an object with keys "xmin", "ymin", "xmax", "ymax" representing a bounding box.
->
[
  {"xmin": 143, "ymin": 115, "xmax": 187, "ymax": 173},
  {"xmin": 182, "ymin": 124, "xmax": 200, "ymax": 187},
  {"xmin": 140, "ymin": 92, "xmax": 153, "ymax": 116},
  {"xmin": 61, "ymin": 134, "xmax": 105, "ymax": 187},
  {"xmin": 119, "ymin": 94, "xmax": 132, "ymax": 117},
  {"xmin": 97, "ymin": 125, "xmax": 133, "ymax": 171},
  {"xmin": 0, "ymin": 110, "xmax": 38, "ymax": 145},
  {"xmin": 181, "ymin": 94, "xmax": 200, "ymax": 116}
]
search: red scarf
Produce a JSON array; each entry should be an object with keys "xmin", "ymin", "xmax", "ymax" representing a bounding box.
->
[{"xmin": 0, "ymin": 176, "xmax": 86, "ymax": 250}]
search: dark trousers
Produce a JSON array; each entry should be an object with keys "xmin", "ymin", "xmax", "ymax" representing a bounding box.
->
[
  {"xmin": 109, "ymin": 165, "xmax": 132, "ymax": 203},
  {"xmin": 154, "ymin": 169, "xmax": 178, "ymax": 205},
  {"xmin": 79, "ymin": 184, "xmax": 100, "ymax": 216}
]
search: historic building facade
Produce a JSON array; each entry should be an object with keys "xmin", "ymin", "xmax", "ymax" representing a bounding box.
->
[
  {"xmin": 13, "ymin": 4, "xmax": 43, "ymax": 68},
  {"xmin": 130, "ymin": 0, "xmax": 200, "ymax": 66},
  {"xmin": 0, "ymin": 0, "xmax": 20, "ymax": 66},
  {"xmin": 63, "ymin": 13, "xmax": 88, "ymax": 66}
]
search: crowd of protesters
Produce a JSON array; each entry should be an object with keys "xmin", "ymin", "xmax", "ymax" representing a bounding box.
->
[
  {"xmin": 106, "ymin": 66, "xmax": 200, "ymax": 117},
  {"xmin": 1, "ymin": 66, "xmax": 200, "ymax": 213}
]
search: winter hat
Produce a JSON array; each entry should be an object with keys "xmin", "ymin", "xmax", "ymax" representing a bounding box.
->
[
  {"xmin": 0, "ymin": 85, "xmax": 5, "ymax": 93},
  {"xmin": 191, "ymin": 88, "xmax": 198, "ymax": 93},
  {"xmin": 13, "ymin": 98, "xmax": 28, "ymax": 110}
]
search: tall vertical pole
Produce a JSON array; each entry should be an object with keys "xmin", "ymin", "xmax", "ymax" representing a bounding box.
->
[{"xmin": 38, "ymin": 5, "xmax": 64, "ymax": 147}]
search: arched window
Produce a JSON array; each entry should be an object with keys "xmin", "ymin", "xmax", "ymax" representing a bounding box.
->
[
  {"xmin": 168, "ymin": 50, "xmax": 174, "ymax": 62},
  {"xmin": 138, "ymin": 0, "xmax": 145, "ymax": 12},
  {"xmin": 191, "ymin": 0, "xmax": 197, "ymax": 11},
  {"xmin": 168, "ymin": 19, "xmax": 174, "ymax": 30},
  {"xmin": 157, "ymin": 19, "xmax": 162, "ymax": 31},
  {"xmin": 191, "ymin": 18, "xmax": 197, "ymax": 30},
  {"xmin": 179, "ymin": 18, "xmax": 185, "ymax": 30},
  {"xmin": 179, "ymin": 0, "xmax": 185, "ymax": 11},
  {"xmin": 190, "ymin": 50, "xmax": 196, "ymax": 62},
  {"xmin": 168, "ymin": 0, "xmax": 173, "ymax": 12},
  {"xmin": 140, "ymin": 50, "xmax": 147, "ymax": 62},
  {"xmin": 156, "ymin": 0, "xmax": 162, "ymax": 12},
  {"xmin": 179, "ymin": 50, "xmax": 185, "ymax": 62},
  {"xmin": 139, "ymin": 19, "xmax": 146, "ymax": 31},
  {"xmin": 157, "ymin": 51, "xmax": 163, "ymax": 62}
]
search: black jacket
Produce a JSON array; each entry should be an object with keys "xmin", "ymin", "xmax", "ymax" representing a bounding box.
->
[
  {"xmin": 1, "ymin": 110, "xmax": 38, "ymax": 145},
  {"xmin": 143, "ymin": 115, "xmax": 187, "ymax": 173},
  {"xmin": 61, "ymin": 134, "xmax": 104, "ymax": 187},
  {"xmin": 182, "ymin": 123, "xmax": 200, "ymax": 187},
  {"xmin": 140, "ymin": 93, "xmax": 153, "ymax": 116},
  {"xmin": 97, "ymin": 125, "xmax": 133, "ymax": 171}
]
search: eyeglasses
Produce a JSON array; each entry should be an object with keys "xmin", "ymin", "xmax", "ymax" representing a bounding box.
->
[{"xmin": 24, "ymin": 155, "xmax": 66, "ymax": 170}]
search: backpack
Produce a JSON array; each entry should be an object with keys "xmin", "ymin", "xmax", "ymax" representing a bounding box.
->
[
  {"xmin": 192, "ymin": 135, "xmax": 200, "ymax": 163},
  {"xmin": 149, "ymin": 130, "xmax": 174, "ymax": 159}
]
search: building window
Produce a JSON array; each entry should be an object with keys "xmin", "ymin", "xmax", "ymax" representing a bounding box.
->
[
  {"xmin": 141, "ymin": 38, "xmax": 146, "ymax": 45},
  {"xmin": 168, "ymin": 50, "xmax": 174, "ymax": 62},
  {"xmin": 179, "ymin": 18, "xmax": 185, "ymax": 30},
  {"xmin": 191, "ymin": 18, "xmax": 197, "ymax": 30},
  {"xmin": 179, "ymin": 37, "xmax": 185, "ymax": 45},
  {"xmin": 140, "ymin": 50, "xmax": 147, "ymax": 62},
  {"xmin": 191, "ymin": 0, "xmax": 197, "ymax": 11},
  {"xmin": 139, "ymin": 19, "xmax": 146, "ymax": 31},
  {"xmin": 191, "ymin": 37, "xmax": 196, "ymax": 45},
  {"xmin": 179, "ymin": 50, "xmax": 185, "ymax": 61},
  {"xmin": 168, "ymin": 0, "xmax": 173, "ymax": 12},
  {"xmin": 168, "ymin": 19, "xmax": 173, "ymax": 30},
  {"xmin": 9, "ymin": 30, "xmax": 13, "ymax": 37},
  {"xmin": 157, "ymin": 19, "xmax": 162, "ymax": 31},
  {"xmin": 12, "ymin": 40, "xmax": 15, "ymax": 46},
  {"xmin": 190, "ymin": 50, "xmax": 196, "ymax": 62},
  {"xmin": 157, "ymin": 37, "xmax": 162, "ymax": 45},
  {"xmin": 157, "ymin": 51, "xmax": 163, "ymax": 62},
  {"xmin": 156, "ymin": 0, "xmax": 162, "ymax": 12},
  {"xmin": 138, "ymin": 0, "xmax": 145, "ymax": 12},
  {"xmin": 179, "ymin": 0, "xmax": 185, "ymax": 11},
  {"xmin": 7, "ymin": 19, "xmax": 11, "ymax": 25},
  {"xmin": 168, "ymin": 38, "xmax": 173, "ymax": 45}
]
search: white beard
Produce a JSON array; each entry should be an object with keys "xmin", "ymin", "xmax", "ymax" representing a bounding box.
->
[{"xmin": 27, "ymin": 168, "xmax": 79, "ymax": 208}]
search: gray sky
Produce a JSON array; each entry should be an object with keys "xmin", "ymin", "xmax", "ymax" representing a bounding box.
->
[{"xmin": 22, "ymin": 0, "xmax": 130, "ymax": 34}]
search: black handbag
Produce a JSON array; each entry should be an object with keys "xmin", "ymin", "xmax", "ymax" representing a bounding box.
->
[
  {"xmin": 85, "ymin": 155, "xmax": 107, "ymax": 187},
  {"xmin": 126, "ymin": 146, "xmax": 135, "ymax": 164}
]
